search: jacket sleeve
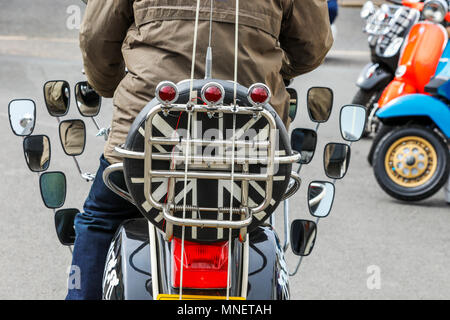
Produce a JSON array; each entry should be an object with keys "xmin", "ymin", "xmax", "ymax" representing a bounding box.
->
[
  {"xmin": 79, "ymin": 0, "xmax": 134, "ymax": 98},
  {"xmin": 279, "ymin": 0, "xmax": 333, "ymax": 80}
]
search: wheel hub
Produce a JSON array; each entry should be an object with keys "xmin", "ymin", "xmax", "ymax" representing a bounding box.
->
[
  {"xmin": 384, "ymin": 136, "xmax": 438, "ymax": 188},
  {"xmin": 405, "ymin": 155, "xmax": 416, "ymax": 166}
]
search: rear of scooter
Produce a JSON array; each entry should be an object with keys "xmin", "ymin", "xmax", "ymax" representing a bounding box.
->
[
  {"xmin": 99, "ymin": 80, "xmax": 367, "ymax": 300},
  {"xmin": 6, "ymin": 77, "xmax": 367, "ymax": 299}
]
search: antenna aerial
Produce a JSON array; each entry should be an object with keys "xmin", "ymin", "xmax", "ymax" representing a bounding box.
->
[{"xmin": 205, "ymin": 0, "xmax": 214, "ymax": 79}]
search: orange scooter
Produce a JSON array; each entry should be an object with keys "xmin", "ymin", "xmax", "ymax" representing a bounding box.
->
[
  {"xmin": 377, "ymin": 0, "xmax": 450, "ymax": 110},
  {"xmin": 402, "ymin": 0, "xmax": 425, "ymax": 10}
]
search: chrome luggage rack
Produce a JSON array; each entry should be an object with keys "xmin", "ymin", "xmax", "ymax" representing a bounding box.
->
[{"xmin": 114, "ymin": 102, "xmax": 301, "ymax": 241}]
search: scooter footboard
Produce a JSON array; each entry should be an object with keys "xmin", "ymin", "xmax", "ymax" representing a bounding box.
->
[{"xmin": 102, "ymin": 218, "xmax": 289, "ymax": 300}]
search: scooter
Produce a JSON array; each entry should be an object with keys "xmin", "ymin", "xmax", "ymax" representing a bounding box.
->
[
  {"xmin": 353, "ymin": 0, "xmax": 421, "ymax": 136},
  {"xmin": 6, "ymin": 1, "xmax": 367, "ymax": 300},
  {"xmin": 368, "ymin": 0, "xmax": 450, "ymax": 162},
  {"xmin": 369, "ymin": 40, "xmax": 450, "ymax": 201},
  {"xmin": 8, "ymin": 82, "xmax": 366, "ymax": 300}
]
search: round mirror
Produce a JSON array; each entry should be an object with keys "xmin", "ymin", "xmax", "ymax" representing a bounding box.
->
[
  {"xmin": 290, "ymin": 219, "xmax": 317, "ymax": 257},
  {"xmin": 323, "ymin": 143, "xmax": 351, "ymax": 179},
  {"xmin": 8, "ymin": 99, "xmax": 36, "ymax": 136},
  {"xmin": 307, "ymin": 87, "xmax": 333, "ymax": 123},
  {"xmin": 75, "ymin": 81, "xmax": 101, "ymax": 117},
  {"xmin": 23, "ymin": 135, "xmax": 51, "ymax": 172},
  {"xmin": 291, "ymin": 128, "xmax": 317, "ymax": 164},
  {"xmin": 308, "ymin": 181, "xmax": 335, "ymax": 218},
  {"xmin": 340, "ymin": 105, "xmax": 367, "ymax": 142},
  {"xmin": 40, "ymin": 171, "xmax": 67, "ymax": 209},
  {"xmin": 59, "ymin": 119, "xmax": 86, "ymax": 156},
  {"xmin": 55, "ymin": 208, "xmax": 79, "ymax": 246},
  {"xmin": 43, "ymin": 80, "xmax": 70, "ymax": 117}
]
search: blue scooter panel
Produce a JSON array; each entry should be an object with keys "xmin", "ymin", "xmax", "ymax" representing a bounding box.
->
[{"xmin": 377, "ymin": 94, "xmax": 450, "ymax": 138}]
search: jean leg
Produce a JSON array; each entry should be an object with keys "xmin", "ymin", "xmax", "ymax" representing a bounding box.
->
[
  {"xmin": 328, "ymin": 0, "xmax": 338, "ymax": 25},
  {"xmin": 66, "ymin": 155, "xmax": 141, "ymax": 300}
]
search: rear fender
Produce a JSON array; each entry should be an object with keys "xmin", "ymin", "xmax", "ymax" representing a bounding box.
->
[
  {"xmin": 247, "ymin": 226, "xmax": 290, "ymax": 300},
  {"xmin": 102, "ymin": 219, "xmax": 153, "ymax": 300},
  {"xmin": 102, "ymin": 219, "xmax": 289, "ymax": 300},
  {"xmin": 376, "ymin": 94, "xmax": 450, "ymax": 138}
]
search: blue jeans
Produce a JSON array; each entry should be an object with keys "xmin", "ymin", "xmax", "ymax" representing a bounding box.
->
[
  {"xmin": 66, "ymin": 155, "xmax": 141, "ymax": 300},
  {"xmin": 328, "ymin": 0, "xmax": 338, "ymax": 25}
]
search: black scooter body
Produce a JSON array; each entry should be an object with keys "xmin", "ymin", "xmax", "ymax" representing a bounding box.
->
[
  {"xmin": 356, "ymin": 62, "xmax": 394, "ymax": 91},
  {"xmin": 102, "ymin": 218, "xmax": 290, "ymax": 300}
]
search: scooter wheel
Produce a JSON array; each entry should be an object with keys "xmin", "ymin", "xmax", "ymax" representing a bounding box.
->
[{"xmin": 373, "ymin": 125, "xmax": 449, "ymax": 201}]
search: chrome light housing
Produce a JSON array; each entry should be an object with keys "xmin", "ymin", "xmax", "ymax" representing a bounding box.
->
[{"xmin": 423, "ymin": 0, "xmax": 448, "ymax": 23}]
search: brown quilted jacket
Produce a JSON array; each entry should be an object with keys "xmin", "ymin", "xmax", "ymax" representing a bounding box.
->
[{"xmin": 80, "ymin": 0, "xmax": 333, "ymax": 163}]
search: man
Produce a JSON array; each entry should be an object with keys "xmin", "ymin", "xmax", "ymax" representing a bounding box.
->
[{"xmin": 69, "ymin": 0, "xmax": 332, "ymax": 299}]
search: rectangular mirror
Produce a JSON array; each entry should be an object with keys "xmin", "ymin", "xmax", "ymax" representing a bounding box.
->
[
  {"xmin": 59, "ymin": 119, "xmax": 86, "ymax": 156},
  {"xmin": 323, "ymin": 143, "xmax": 351, "ymax": 179},
  {"xmin": 55, "ymin": 208, "xmax": 78, "ymax": 246},
  {"xmin": 307, "ymin": 87, "xmax": 333, "ymax": 123},
  {"xmin": 287, "ymin": 88, "xmax": 298, "ymax": 121},
  {"xmin": 308, "ymin": 181, "xmax": 335, "ymax": 218},
  {"xmin": 40, "ymin": 171, "xmax": 67, "ymax": 209},
  {"xmin": 43, "ymin": 80, "xmax": 71, "ymax": 117},
  {"xmin": 75, "ymin": 81, "xmax": 102, "ymax": 117},
  {"xmin": 291, "ymin": 128, "xmax": 317, "ymax": 164},
  {"xmin": 23, "ymin": 135, "xmax": 51, "ymax": 172},
  {"xmin": 290, "ymin": 219, "xmax": 317, "ymax": 257},
  {"xmin": 9, "ymin": 99, "xmax": 36, "ymax": 136},
  {"xmin": 340, "ymin": 105, "xmax": 367, "ymax": 142}
]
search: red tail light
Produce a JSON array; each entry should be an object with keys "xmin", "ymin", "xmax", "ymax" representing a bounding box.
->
[
  {"xmin": 248, "ymin": 83, "xmax": 271, "ymax": 106},
  {"xmin": 156, "ymin": 81, "xmax": 178, "ymax": 105},
  {"xmin": 172, "ymin": 238, "xmax": 229, "ymax": 289},
  {"xmin": 201, "ymin": 82, "xmax": 225, "ymax": 106}
]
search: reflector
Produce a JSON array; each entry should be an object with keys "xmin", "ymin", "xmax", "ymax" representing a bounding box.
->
[
  {"xmin": 156, "ymin": 81, "xmax": 178, "ymax": 105},
  {"xmin": 248, "ymin": 83, "xmax": 271, "ymax": 106},
  {"xmin": 172, "ymin": 238, "xmax": 229, "ymax": 289},
  {"xmin": 201, "ymin": 82, "xmax": 225, "ymax": 106}
]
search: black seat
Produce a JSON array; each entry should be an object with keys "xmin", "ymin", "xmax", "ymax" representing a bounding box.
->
[{"xmin": 425, "ymin": 76, "xmax": 449, "ymax": 95}]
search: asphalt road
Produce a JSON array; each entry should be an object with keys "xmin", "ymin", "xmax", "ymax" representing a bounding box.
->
[{"xmin": 0, "ymin": 1, "xmax": 449, "ymax": 300}]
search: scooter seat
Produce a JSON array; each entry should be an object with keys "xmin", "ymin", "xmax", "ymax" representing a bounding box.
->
[{"xmin": 425, "ymin": 76, "xmax": 449, "ymax": 95}]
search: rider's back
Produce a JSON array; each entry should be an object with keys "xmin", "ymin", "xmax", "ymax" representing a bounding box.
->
[{"xmin": 80, "ymin": 0, "xmax": 333, "ymax": 164}]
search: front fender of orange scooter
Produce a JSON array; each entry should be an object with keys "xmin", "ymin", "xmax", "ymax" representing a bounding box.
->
[{"xmin": 377, "ymin": 21, "xmax": 448, "ymax": 109}]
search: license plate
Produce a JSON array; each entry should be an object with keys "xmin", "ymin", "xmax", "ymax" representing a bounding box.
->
[{"xmin": 157, "ymin": 294, "xmax": 245, "ymax": 300}]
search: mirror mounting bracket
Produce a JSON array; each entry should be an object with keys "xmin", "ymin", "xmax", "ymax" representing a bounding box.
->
[{"xmin": 81, "ymin": 172, "xmax": 95, "ymax": 182}]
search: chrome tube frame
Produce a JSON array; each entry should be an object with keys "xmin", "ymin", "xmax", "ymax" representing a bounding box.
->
[
  {"xmin": 103, "ymin": 162, "xmax": 135, "ymax": 204},
  {"xmin": 114, "ymin": 103, "xmax": 300, "ymax": 240}
]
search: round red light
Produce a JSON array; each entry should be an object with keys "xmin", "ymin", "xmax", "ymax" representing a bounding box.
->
[
  {"xmin": 158, "ymin": 85, "xmax": 177, "ymax": 103},
  {"xmin": 204, "ymin": 85, "xmax": 223, "ymax": 103},
  {"xmin": 250, "ymin": 86, "xmax": 269, "ymax": 104},
  {"xmin": 201, "ymin": 82, "xmax": 225, "ymax": 106}
]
